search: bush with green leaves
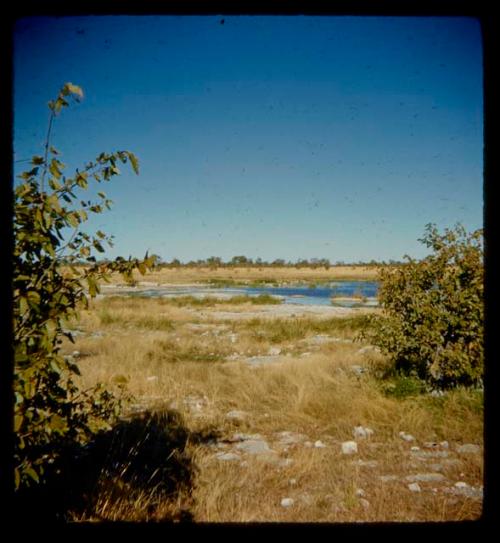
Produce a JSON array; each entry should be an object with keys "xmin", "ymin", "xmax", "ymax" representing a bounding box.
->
[
  {"xmin": 362, "ymin": 224, "xmax": 483, "ymax": 390},
  {"xmin": 13, "ymin": 83, "xmax": 157, "ymax": 490}
]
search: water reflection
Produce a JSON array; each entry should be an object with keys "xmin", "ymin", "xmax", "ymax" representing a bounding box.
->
[{"xmin": 109, "ymin": 281, "xmax": 379, "ymax": 308}]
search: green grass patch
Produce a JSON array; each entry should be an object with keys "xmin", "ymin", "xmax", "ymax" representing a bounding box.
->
[
  {"xmin": 241, "ymin": 314, "xmax": 371, "ymax": 344},
  {"xmin": 161, "ymin": 294, "xmax": 281, "ymax": 307}
]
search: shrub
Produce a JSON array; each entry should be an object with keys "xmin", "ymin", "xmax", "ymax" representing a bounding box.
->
[
  {"xmin": 362, "ymin": 224, "xmax": 483, "ymax": 390},
  {"xmin": 13, "ymin": 83, "xmax": 157, "ymax": 490}
]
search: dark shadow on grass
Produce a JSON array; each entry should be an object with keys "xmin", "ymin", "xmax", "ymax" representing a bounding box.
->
[{"xmin": 14, "ymin": 408, "xmax": 221, "ymax": 522}]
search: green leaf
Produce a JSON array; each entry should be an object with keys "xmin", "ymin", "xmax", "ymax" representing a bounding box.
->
[
  {"xmin": 49, "ymin": 159, "xmax": 63, "ymax": 180},
  {"xmin": 26, "ymin": 467, "xmax": 39, "ymax": 483},
  {"xmin": 128, "ymin": 152, "xmax": 139, "ymax": 175},
  {"xmin": 14, "ymin": 414, "xmax": 23, "ymax": 432},
  {"xmin": 65, "ymin": 82, "xmax": 84, "ymax": 99}
]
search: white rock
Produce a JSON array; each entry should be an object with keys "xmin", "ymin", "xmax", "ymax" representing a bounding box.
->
[
  {"xmin": 146, "ymin": 375, "xmax": 158, "ymax": 382},
  {"xmin": 405, "ymin": 473, "xmax": 446, "ymax": 482},
  {"xmin": 215, "ymin": 452, "xmax": 240, "ymax": 461},
  {"xmin": 277, "ymin": 431, "xmax": 309, "ymax": 445},
  {"xmin": 353, "ymin": 426, "xmax": 374, "ymax": 439},
  {"xmin": 288, "ymin": 478, "xmax": 297, "ymax": 486},
  {"xmin": 399, "ymin": 431, "xmax": 416, "ymax": 442},
  {"xmin": 314, "ymin": 440, "xmax": 326, "ymax": 448},
  {"xmin": 408, "ymin": 483, "xmax": 421, "ymax": 492},
  {"xmin": 235, "ymin": 439, "xmax": 271, "ymax": 454},
  {"xmin": 268, "ymin": 346, "xmax": 282, "ymax": 356},
  {"xmin": 411, "ymin": 446, "xmax": 421, "ymax": 451},
  {"xmin": 72, "ymin": 350, "xmax": 80, "ymax": 358},
  {"xmin": 359, "ymin": 498, "xmax": 370, "ymax": 509},
  {"xmin": 456, "ymin": 443, "xmax": 480, "ymax": 454},
  {"xmin": 341, "ymin": 441, "xmax": 358, "ymax": 455},
  {"xmin": 379, "ymin": 475, "xmax": 398, "ymax": 482},
  {"xmin": 454, "ymin": 481, "xmax": 469, "ymax": 488},
  {"xmin": 439, "ymin": 441, "xmax": 449, "ymax": 449},
  {"xmin": 225, "ymin": 410, "xmax": 247, "ymax": 421},
  {"xmin": 281, "ymin": 498, "xmax": 294, "ymax": 508},
  {"xmin": 355, "ymin": 488, "xmax": 366, "ymax": 497}
]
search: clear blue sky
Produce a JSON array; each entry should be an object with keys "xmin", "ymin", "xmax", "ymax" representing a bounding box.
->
[{"xmin": 13, "ymin": 15, "xmax": 483, "ymax": 263}]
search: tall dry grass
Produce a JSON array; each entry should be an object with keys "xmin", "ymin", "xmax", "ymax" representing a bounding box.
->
[
  {"xmin": 62, "ymin": 295, "xmax": 483, "ymax": 522},
  {"xmin": 95, "ymin": 264, "xmax": 380, "ymax": 286}
]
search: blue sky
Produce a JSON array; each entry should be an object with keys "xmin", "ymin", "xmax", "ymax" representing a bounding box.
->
[{"xmin": 13, "ymin": 15, "xmax": 483, "ymax": 263}]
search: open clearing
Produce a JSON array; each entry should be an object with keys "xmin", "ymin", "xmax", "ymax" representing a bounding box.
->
[{"xmin": 60, "ymin": 284, "xmax": 483, "ymax": 523}]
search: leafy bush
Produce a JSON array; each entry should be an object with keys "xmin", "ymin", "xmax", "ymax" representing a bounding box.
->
[
  {"xmin": 13, "ymin": 83, "xmax": 157, "ymax": 490},
  {"xmin": 362, "ymin": 224, "xmax": 483, "ymax": 390}
]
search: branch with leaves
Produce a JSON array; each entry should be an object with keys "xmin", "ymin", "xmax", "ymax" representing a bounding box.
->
[{"xmin": 13, "ymin": 83, "xmax": 157, "ymax": 491}]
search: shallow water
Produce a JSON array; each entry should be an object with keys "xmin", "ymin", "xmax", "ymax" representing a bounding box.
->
[{"xmin": 120, "ymin": 281, "xmax": 379, "ymax": 308}]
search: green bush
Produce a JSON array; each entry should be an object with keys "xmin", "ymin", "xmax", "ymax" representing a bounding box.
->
[
  {"xmin": 362, "ymin": 224, "xmax": 483, "ymax": 390},
  {"xmin": 13, "ymin": 83, "xmax": 157, "ymax": 490}
]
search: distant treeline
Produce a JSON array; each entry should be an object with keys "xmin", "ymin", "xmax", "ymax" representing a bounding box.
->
[{"xmin": 66, "ymin": 255, "xmax": 406, "ymax": 269}]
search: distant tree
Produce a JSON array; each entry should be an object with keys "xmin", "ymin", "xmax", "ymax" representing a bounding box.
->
[
  {"xmin": 230, "ymin": 255, "xmax": 250, "ymax": 266},
  {"xmin": 207, "ymin": 256, "xmax": 222, "ymax": 270}
]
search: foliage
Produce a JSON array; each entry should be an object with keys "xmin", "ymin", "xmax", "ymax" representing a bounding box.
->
[
  {"xmin": 362, "ymin": 224, "xmax": 483, "ymax": 390},
  {"xmin": 13, "ymin": 83, "xmax": 157, "ymax": 490}
]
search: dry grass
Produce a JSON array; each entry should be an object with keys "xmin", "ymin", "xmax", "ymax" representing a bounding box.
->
[
  {"xmin": 97, "ymin": 264, "xmax": 380, "ymax": 286},
  {"xmin": 61, "ymin": 295, "xmax": 483, "ymax": 523}
]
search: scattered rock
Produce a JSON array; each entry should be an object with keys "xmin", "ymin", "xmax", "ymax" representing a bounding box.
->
[
  {"xmin": 379, "ymin": 475, "xmax": 398, "ymax": 482},
  {"xmin": 314, "ymin": 440, "xmax": 327, "ymax": 448},
  {"xmin": 276, "ymin": 431, "xmax": 309, "ymax": 445},
  {"xmin": 215, "ymin": 452, "xmax": 241, "ymax": 462},
  {"xmin": 405, "ymin": 473, "xmax": 446, "ymax": 483},
  {"xmin": 411, "ymin": 446, "xmax": 420, "ymax": 452},
  {"xmin": 427, "ymin": 463, "xmax": 444, "ymax": 472},
  {"xmin": 235, "ymin": 439, "xmax": 272, "ymax": 455},
  {"xmin": 281, "ymin": 498, "xmax": 294, "ymax": 508},
  {"xmin": 444, "ymin": 484, "xmax": 483, "ymax": 499},
  {"xmin": 245, "ymin": 355, "xmax": 283, "ymax": 367},
  {"xmin": 399, "ymin": 431, "xmax": 416, "ymax": 442},
  {"xmin": 355, "ymin": 488, "xmax": 366, "ymax": 497},
  {"xmin": 146, "ymin": 376, "xmax": 158, "ymax": 382},
  {"xmin": 341, "ymin": 441, "xmax": 358, "ymax": 455},
  {"xmin": 228, "ymin": 432, "xmax": 262, "ymax": 442},
  {"xmin": 456, "ymin": 444, "xmax": 481, "ymax": 454},
  {"xmin": 411, "ymin": 450, "xmax": 449, "ymax": 459},
  {"xmin": 350, "ymin": 365, "xmax": 367, "ymax": 375},
  {"xmin": 359, "ymin": 498, "xmax": 370, "ymax": 510},
  {"xmin": 288, "ymin": 478, "xmax": 297, "ymax": 486},
  {"xmin": 353, "ymin": 426, "xmax": 374, "ymax": 439},
  {"xmin": 357, "ymin": 346, "xmax": 379, "ymax": 355},
  {"xmin": 225, "ymin": 410, "xmax": 247, "ymax": 421},
  {"xmin": 408, "ymin": 483, "xmax": 421, "ymax": 492},
  {"xmin": 268, "ymin": 346, "xmax": 282, "ymax": 355},
  {"xmin": 72, "ymin": 350, "xmax": 81, "ymax": 358}
]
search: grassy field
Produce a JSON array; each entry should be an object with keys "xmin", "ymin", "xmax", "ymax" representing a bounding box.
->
[
  {"xmin": 56, "ymin": 292, "xmax": 484, "ymax": 523},
  {"xmin": 99, "ymin": 264, "xmax": 380, "ymax": 286}
]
